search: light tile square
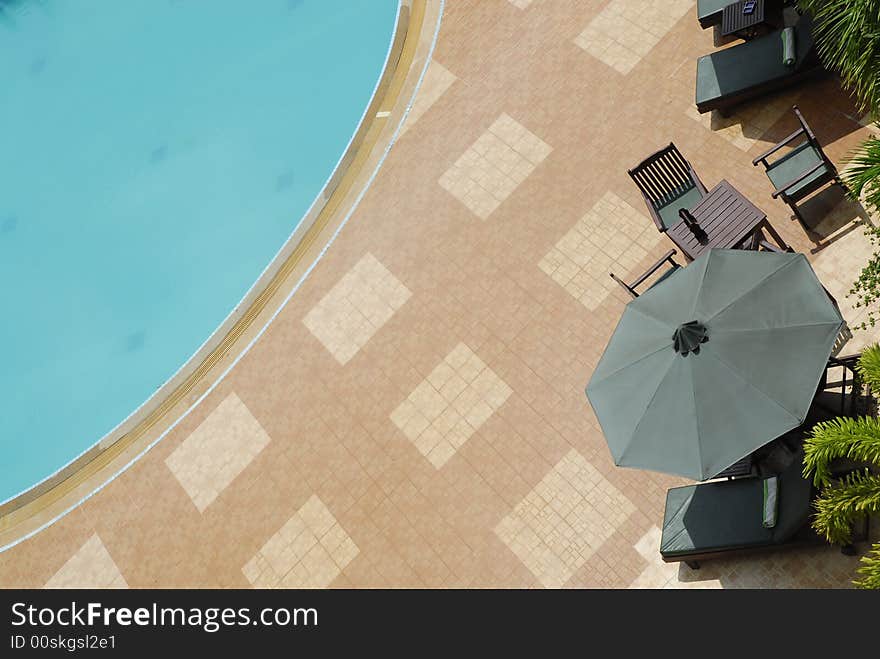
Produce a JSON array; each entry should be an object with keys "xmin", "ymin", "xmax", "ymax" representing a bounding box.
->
[
  {"xmin": 399, "ymin": 60, "xmax": 457, "ymax": 136},
  {"xmin": 539, "ymin": 191, "xmax": 661, "ymax": 309},
  {"xmin": 686, "ymin": 91, "xmax": 796, "ymax": 151},
  {"xmin": 574, "ymin": 0, "xmax": 694, "ymax": 75},
  {"xmin": 303, "ymin": 253, "xmax": 412, "ymax": 364},
  {"xmin": 391, "ymin": 343, "xmax": 512, "ymax": 468},
  {"xmin": 439, "ymin": 114, "xmax": 551, "ymax": 219},
  {"xmin": 165, "ymin": 393, "xmax": 271, "ymax": 513},
  {"xmin": 495, "ymin": 449, "xmax": 636, "ymax": 588},
  {"xmin": 44, "ymin": 534, "xmax": 127, "ymax": 589},
  {"xmin": 242, "ymin": 495, "xmax": 359, "ymax": 588}
]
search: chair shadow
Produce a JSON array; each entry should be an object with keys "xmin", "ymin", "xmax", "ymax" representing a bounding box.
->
[{"xmin": 799, "ymin": 186, "xmax": 874, "ymax": 253}]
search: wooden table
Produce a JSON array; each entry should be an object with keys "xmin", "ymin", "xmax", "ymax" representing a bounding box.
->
[
  {"xmin": 721, "ymin": 0, "xmax": 777, "ymax": 39},
  {"xmin": 666, "ymin": 179, "xmax": 788, "ymax": 260}
]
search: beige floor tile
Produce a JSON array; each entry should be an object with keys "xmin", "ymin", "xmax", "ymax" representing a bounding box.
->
[
  {"xmin": 574, "ymin": 0, "xmax": 694, "ymax": 75},
  {"xmin": 44, "ymin": 534, "xmax": 127, "ymax": 589},
  {"xmin": 539, "ymin": 191, "xmax": 660, "ymax": 309},
  {"xmin": 165, "ymin": 392, "xmax": 271, "ymax": 513},
  {"xmin": 496, "ymin": 449, "xmax": 636, "ymax": 588},
  {"xmin": 303, "ymin": 253, "xmax": 411, "ymax": 364},
  {"xmin": 242, "ymin": 495, "xmax": 358, "ymax": 588},
  {"xmin": 399, "ymin": 60, "xmax": 457, "ymax": 136},
  {"xmin": 439, "ymin": 114, "xmax": 551, "ymax": 219},
  {"xmin": 686, "ymin": 92, "xmax": 796, "ymax": 151},
  {"xmin": 391, "ymin": 343, "xmax": 512, "ymax": 468}
]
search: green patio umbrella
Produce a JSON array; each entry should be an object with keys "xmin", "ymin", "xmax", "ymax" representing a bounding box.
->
[{"xmin": 586, "ymin": 248, "xmax": 844, "ymax": 481}]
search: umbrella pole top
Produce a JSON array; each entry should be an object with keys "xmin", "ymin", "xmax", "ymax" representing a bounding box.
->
[{"xmin": 673, "ymin": 321, "xmax": 708, "ymax": 356}]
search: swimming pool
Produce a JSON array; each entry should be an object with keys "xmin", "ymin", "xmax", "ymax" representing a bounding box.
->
[{"xmin": 0, "ymin": 0, "xmax": 399, "ymax": 504}]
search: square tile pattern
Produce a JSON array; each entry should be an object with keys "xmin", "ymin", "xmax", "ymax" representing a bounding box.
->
[
  {"xmin": 539, "ymin": 191, "xmax": 662, "ymax": 309},
  {"xmin": 439, "ymin": 114, "xmax": 552, "ymax": 219},
  {"xmin": 44, "ymin": 534, "xmax": 127, "ymax": 589},
  {"xmin": 303, "ymin": 253, "xmax": 412, "ymax": 364},
  {"xmin": 399, "ymin": 60, "xmax": 457, "ymax": 136},
  {"xmin": 391, "ymin": 343, "xmax": 512, "ymax": 468},
  {"xmin": 165, "ymin": 393, "xmax": 271, "ymax": 513},
  {"xmin": 685, "ymin": 92, "xmax": 796, "ymax": 151},
  {"xmin": 242, "ymin": 495, "xmax": 359, "ymax": 588},
  {"xmin": 574, "ymin": 0, "xmax": 695, "ymax": 75},
  {"xmin": 495, "ymin": 449, "xmax": 636, "ymax": 588}
]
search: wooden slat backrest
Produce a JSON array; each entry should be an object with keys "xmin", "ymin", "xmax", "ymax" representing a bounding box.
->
[{"xmin": 628, "ymin": 143, "xmax": 697, "ymax": 208}]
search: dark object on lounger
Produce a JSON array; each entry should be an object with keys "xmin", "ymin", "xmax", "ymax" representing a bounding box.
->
[
  {"xmin": 695, "ymin": 14, "xmax": 824, "ymax": 115},
  {"xmin": 698, "ymin": 0, "xmax": 789, "ymax": 30},
  {"xmin": 627, "ymin": 143, "xmax": 708, "ymax": 233},
  {"xmin": 752, "ymin": 105, "xmax": 842, "ymax": 234},
  {"xmin": 660, "ymin": 447, "xmax": 814, "ymax": 568}
]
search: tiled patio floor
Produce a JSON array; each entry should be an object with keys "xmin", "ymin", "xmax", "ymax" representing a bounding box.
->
[{"xmin": 2, "ymin": 1, "xmax": 879, "ymax": 588}]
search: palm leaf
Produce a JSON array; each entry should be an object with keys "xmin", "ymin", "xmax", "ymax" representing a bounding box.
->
[
  {"xmin": 803, "ymin": 416, "xmax": 880, "ymax": 486},
  {"xmin": 854, "ymin": 541, "xmax": 880, "ymax": 588},
  {"xmin": 798, "ymin": 1, "xmax": 880, "ymax": 114},
  {"xmin": 811, "ymin": 470, "xmax": 880, "ymax": 544}
]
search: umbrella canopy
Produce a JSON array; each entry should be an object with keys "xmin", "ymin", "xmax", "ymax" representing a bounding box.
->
[{"xmin": 586, "ymin": 249, "xmax": 844, "ymax": 481}]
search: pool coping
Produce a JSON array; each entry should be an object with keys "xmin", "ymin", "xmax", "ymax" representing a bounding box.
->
[{"xmin": 0, "ymin": 0, "xmax": 443, "ymax": 549}]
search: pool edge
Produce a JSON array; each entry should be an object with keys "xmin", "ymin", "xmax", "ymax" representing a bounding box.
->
[{"xmin": 0, "ymin": 0, "xmax": 442, "ymax": 550}]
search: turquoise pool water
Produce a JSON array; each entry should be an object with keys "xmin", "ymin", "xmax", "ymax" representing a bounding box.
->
[{"xmin": 0, "ymin": 0, "xmax": 398, "ymax": 503}]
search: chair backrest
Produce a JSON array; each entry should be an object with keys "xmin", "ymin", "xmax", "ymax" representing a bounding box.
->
[
  {"xmin": 792, "ymin": 105, "xmax": 835, "ymax": 169},
  {"xmin": 628, "ymin": 143, "xmax": 701, "ymax": 211}
]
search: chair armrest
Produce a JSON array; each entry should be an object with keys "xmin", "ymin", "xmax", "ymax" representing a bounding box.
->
[
  {"xmin": 609, "ymin": 272, "xmax": 637, "ymax": 299},
  {"xmin": 770, "ymin": 161, "xmax": 826, "ymax": 198},
  {"xmin": 752, "ymin": 127, "xmax": 807, "ymax": 167},
  {"xmin": 629, "ymin": 249, "xmax": 678, "ymax": 288}
]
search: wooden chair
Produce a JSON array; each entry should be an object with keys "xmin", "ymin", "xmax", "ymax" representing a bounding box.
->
[
  {"xmin": 610, "ymin": 249, "xmax": 681, "ymax": 299},
  {"xmin": 752, "ymin": 105, "xmax": 843, "ymax": 233},
  {"xmin": 627, "ymin": 144, "xmax": 708, "ymax": 233}
]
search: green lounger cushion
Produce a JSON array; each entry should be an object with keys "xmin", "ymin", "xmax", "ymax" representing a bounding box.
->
[
  {"xmin": 655, "ymin": 186, "xmax": 704, "ymax": 232},
  {"xmin": 660, "ymin": 454, "xmax": 812, "ymax": 557},
  {"xmin": 766, "ymin": 141, "xmax": 830, "ymax": 198},
  {"xmin": 763, "ymin": 476, "xmax": 779, "ymax": 528},
  {"xmin": 697, "ymin": 0, "xmax": 733, "ymax": 25},
  {"xmin": 695, "ymin": 17, "xmax": 815, "ymax": 111}
]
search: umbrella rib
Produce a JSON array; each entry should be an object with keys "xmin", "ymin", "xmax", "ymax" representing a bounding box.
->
[
  {"xmin": 691, "ymin": 254, "xmax": 797, "ymax": 322},
  {"xmin": 712, "ymin": 320, "xmax": 844, "ymax": 334},
  {"xmin": 690, "ymin": 358, "xmax": 705, "ymax": 479},
  {"xmin": 618, "ymin": 361, "xmax": 682, "ymax": 468},
  {"xmin": 587, "ymin": 341, "xmax": 671, "ymax": 388},
  {"xmin": 707, "ymin": 348, "xmax": 805, "ymax": 424},
  {"xmin": 625, "ymin": 304, "xmax": 677, "ymax": 332}
]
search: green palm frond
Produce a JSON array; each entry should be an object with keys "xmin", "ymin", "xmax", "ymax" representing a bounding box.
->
[
  {"xmin": 856, "ymin": 343, "xmax": 880, "ymax": 389},
  {"xmin": 811, "ymin": 471, "xmax": 880, "ymax": 544},
  {"xmin": 797, "ymin": 1, "xmax": 880, "ymax": 114},
  {"xmin": 842, "ymin": 136, "xmax": 880, "ymax": 212},
  {"xmin": 854, "ymin": 541, "xmax": 880, "ymax": 588},
  {"xmin": 803, "ymin": 416, "xmax": 880, "ymax": 486}
]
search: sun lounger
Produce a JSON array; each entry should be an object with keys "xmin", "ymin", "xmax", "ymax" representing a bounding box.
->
[
  {"xmin": 695, "ymin": 14, "xmax": 823, "ymax": 115},
  {"xmin": 660, "ymin": 449, "xmax": 816, "ymax": 568}
]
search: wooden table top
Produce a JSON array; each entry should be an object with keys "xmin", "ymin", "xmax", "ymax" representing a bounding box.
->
[{"xmin": 666, "ymin": 179, "xmax": 766, "ymax": 260}]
